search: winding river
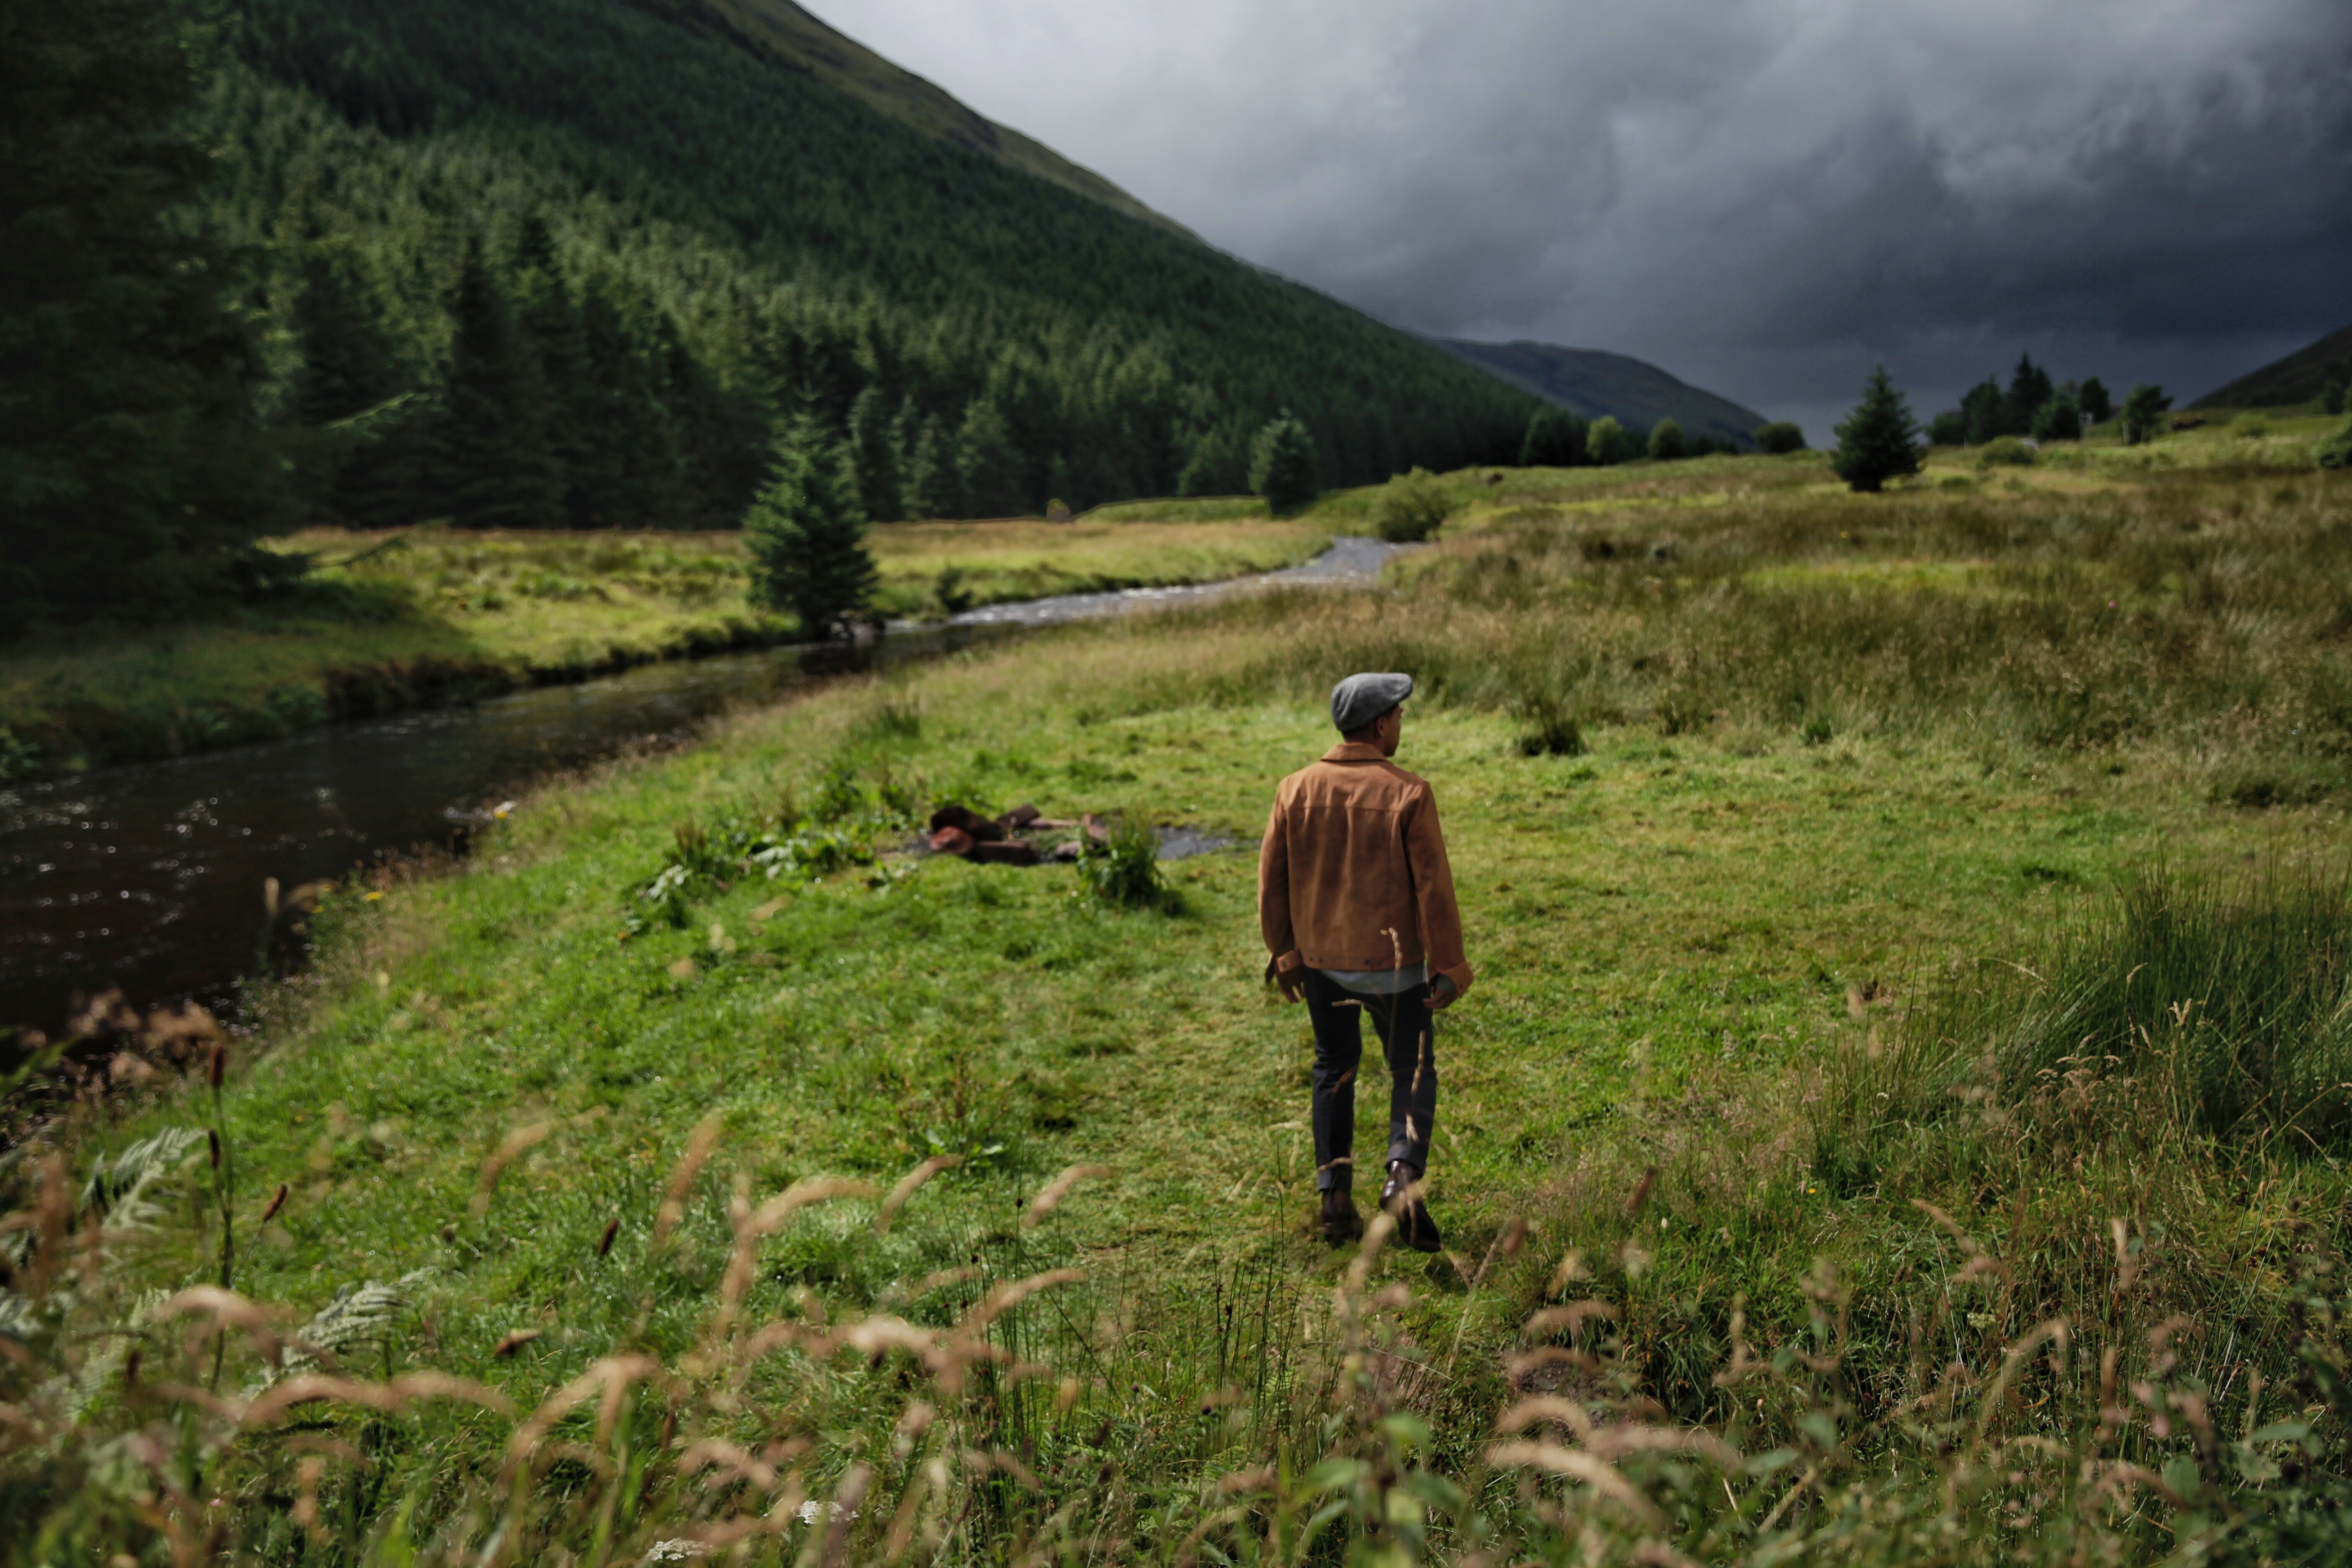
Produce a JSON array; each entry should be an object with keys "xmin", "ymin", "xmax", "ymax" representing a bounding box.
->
[{"xmin": 0, "ymin": 538, "xmax": 1411, "ymax": 1035}]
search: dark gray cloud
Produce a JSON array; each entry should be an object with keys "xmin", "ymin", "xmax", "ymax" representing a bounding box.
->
[{"xmin": 826, "ymin": 0, "xmax": 2352, "ymax": 437}]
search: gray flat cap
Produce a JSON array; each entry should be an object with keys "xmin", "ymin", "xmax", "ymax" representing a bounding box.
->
[{"xmin": 1331, "ymin": 672, "xmax": 1414, "ymax": 733}]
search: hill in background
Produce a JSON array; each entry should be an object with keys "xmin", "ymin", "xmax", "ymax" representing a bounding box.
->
[
  {"xmin": 217, "ymin": 0, "xmax": 1536, "ymax": 531},
  {"xmin": 1432, "ymin": 339, "xmax": 1770, "ymax": 449},
  {"xmin": 627, "ymin": 0, "xmax": 1197, "ymax": 242},
  {"xmin": 2191, "ymin": 321, "xmax": 2352, "ymax": 410}
]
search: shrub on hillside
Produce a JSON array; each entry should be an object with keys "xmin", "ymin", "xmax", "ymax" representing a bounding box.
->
[
  {"xmin": 1974, "ymin": 436, "xmax": 2035, "ymax": 468},
  {"xmin": 1831, "ymin": 364, "xmax": 1924, "ymax": 493},
  {"xmin": 1926, "ymin": 411, "xmax": 1968, "ymax": 446},
  {"xmin": 1371, "ymin": 467, "xmax": 1449, "ymax": 541},
  {"xmin": 2318, "ymin": 418, "xmax": 2352, "ymax": 470},
  {"xmin": 2231, "ymin": 412, "xmax": 2276, "ymax": 440},
  {"xmin": 1754, "ymin": 421, "xmax": 1806, "ymax": 454},
  {"xmin": 1512, "ymin": 691, "xmax": 1585, "ymax": 756},
  {"xmin": 1585, "ymin": 415, "xmax": 1633, "ymax": 466},
  {"xmin": 1248, "ymin": 411, "xmax": 1320, "ymax": 513},
  {"xmin": 1646, "ymin": 418, "xmax": 1686, "ymax": 461}
]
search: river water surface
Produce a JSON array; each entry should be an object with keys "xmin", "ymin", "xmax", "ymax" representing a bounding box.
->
[{"xmin": 0, "ymin": 538, "xmax": 1409, "ymax": 1034}]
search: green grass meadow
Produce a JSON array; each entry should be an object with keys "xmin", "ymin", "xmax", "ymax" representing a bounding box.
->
[
  {"xmin": 16, "ymin": 423, "xmax": 2352, "ymax": 1563},
  {"xmin": 0, "ymin": 514, "xmax": 1331, "ymax": 778}
]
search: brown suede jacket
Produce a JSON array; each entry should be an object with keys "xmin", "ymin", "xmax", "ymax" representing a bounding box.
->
[{"xmin": 1258, "ymin": 742, "xmax": 1474, "ymax": 995}]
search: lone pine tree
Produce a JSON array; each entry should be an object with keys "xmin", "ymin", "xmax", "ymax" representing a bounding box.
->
[
  {"xmin": 1248, "ymin": 411, "xmax": 1319, "ymax": 513},
  {"xmin": 1832, "ymin": 364, "xmax": 1924, "ymax": 493},
  {"xmin": 744, "ymin": 412, "xmax": 877, "ymax": 637},
  {"xmin": 2121, "ymin": 383, "xmax": 2174, "ymax": 446}
]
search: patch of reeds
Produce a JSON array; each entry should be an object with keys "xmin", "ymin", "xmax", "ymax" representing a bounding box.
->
[{"xmin": 1825, "ymin": 864, "xmax": 2352, "ymax": 1165}]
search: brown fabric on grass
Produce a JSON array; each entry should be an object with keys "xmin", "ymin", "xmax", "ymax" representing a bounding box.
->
[{"xmin": 1259, "ymin": 741, "xmax": 1473, "ymax": 996}]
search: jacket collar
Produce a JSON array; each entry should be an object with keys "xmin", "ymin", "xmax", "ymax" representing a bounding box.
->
[{"xmin": 1321, "ymin": 741, "xmax": 1388, "ymax": 763}]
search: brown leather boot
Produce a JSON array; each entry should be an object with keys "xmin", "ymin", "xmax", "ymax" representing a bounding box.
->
[
  {"xmin": 1320, "ymin": 1187, "xmax": 1362, "ymax": 1245},
  {"xmin": 1381, "ymin": 1162, "xmax": 1442, "ymax": 1253}
]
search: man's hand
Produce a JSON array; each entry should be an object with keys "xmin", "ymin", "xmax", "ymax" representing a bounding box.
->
[
  {"xmin": 1428, "ymin": 975, "xmax": 1460, "ymax": 1011},
  {"xmin": 1265, "ymin": 954, "xmax": 1309, "ymax": 1004}
]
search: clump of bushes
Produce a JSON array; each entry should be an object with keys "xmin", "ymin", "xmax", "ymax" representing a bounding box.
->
[
  {"xmin": 1974, "ymin": 435, "xmax": 2036, "ymax": 468},
  {"xmin": 1585, "ymin": 415, "xmax": 1633, "ymax": 466},
  {"xmin": 1754, "ymin": 420, "xmax": 1807, "ymax": 454},
  {"xmin": 1371, "ymin": 467, "xmax": 1449, "ymax": 542},
  {"xmin": 1512, "ymin": 690, "xmax": 1586, "ymax": 756},
  {"xmin": 2315, "ymin": 417, "xmax": 2352, "ymax": 470},
  {"xmin": 623, "ymin": 759, "xmax": 918, "ymax": 931},
  {"xmin": 1073, "ymin": 814, "xmax": 1166, "ymax": 909},
  {"xmin": 1645, "ymin": 418, "xmax": 1685, "ymax": 461}
]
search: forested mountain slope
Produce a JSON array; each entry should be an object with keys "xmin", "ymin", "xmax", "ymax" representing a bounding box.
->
[
  {"xmin": 215, "ymin": 0, "xmax": 1537, "ymax": 528},
  {"xmin": 1434, "ymin": 338, "xmax": 1768, "ymax": 449},
  {"xmin": 627, "ymin": 0, "xmax": 1196, "ymax": 241}
]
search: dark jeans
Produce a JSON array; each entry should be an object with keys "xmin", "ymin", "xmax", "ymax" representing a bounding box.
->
[{"xmin": 1305, "ymin": 971, "xmax": 1436, "ymax": 1191}]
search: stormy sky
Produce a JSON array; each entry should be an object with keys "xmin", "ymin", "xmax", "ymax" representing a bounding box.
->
[{"xmin": 819, "ymin": 0, "xmax": 2352, "ymax": 439}]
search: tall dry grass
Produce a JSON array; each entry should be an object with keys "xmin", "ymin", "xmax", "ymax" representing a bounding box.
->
[
  {"xmin": 11, "ymin": 1023, "xmax": 2352, "ymax": 1564},
  {"xmin": 1049, "ymin": 467, "xmax": 2352, "ymax": 792}
]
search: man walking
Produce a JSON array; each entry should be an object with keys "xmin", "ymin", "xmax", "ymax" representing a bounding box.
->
[{"xmin": 1259, "ymin": 673, "xmax": 1473, "ymax": 1251}]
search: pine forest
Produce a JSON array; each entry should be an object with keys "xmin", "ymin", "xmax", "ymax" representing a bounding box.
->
[{"xmin": 213, "ymin": 0, "xmax": 1535, "ymax": 536}]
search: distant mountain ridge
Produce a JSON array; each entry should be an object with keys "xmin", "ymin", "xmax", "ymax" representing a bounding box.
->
[
  {"xmin": 1433, "ymin": 339, "xmax": 1769, "ymax": 449},
  {"xmin": 2192, "ymin": 321, "xmax": 2352, "ymax": 410},
  {"xmin": 623, "ymin": 0, "xmax": 1199, "ymax": 242}
]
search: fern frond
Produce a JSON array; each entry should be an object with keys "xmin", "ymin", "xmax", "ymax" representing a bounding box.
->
[{"xmin": 83, "ymin": 1128, "xmax": 207, "ymax": 1233}]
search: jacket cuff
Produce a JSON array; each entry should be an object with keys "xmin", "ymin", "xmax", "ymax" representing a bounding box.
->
[
  {"xmin": 1272, "ymin": 949, "xmax": 1305, "ymax": 974},
  {"xmin": 1434, "ymin": 961, "xmax": 1474, "ymax": 996}
]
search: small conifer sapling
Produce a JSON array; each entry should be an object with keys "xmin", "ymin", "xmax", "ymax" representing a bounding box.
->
[
  {"xmin": 744, "ymin": 413, "xmax": 877, "ymax": 639},
  {"xmin": 1831, "ymin": 364, "xmax": 1924, "ymax": 493},
  {"xmin": 1249, "ymin": 412, "xmax": 1319, "ymax": 513}
]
